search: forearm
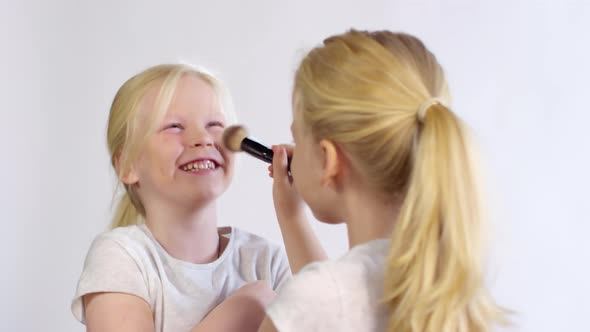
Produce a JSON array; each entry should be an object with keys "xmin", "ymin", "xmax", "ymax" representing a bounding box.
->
[
  {"xmin": 276, "ymin": 211, "xmax": 327, "ymax": 274},
  {"xmin": 191, "ymin": 297, "xmax": 262, "ymax": 332},
  {"xmin": 191, "ymin": 281, "xmax": 274, "ymax": 332},
  {"xmin": 270, "ymin": 144, "xmax": 328, "ymax": 274}
]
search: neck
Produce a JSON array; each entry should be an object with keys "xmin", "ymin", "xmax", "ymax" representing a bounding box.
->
[
  {"xmin": 144, "ymin": 199, "xmax": 221, "ymax": 264},
  {"xmin": 343, "ymin": 189, "xmax": 399, "ymax": 248}
]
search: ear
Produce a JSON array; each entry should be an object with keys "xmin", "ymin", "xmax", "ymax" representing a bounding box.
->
[
  {"xmin": 115, "ymin": 154, "xmax": 140, "ymax": 185},
  {"xmin": 121, "ymin": 168, "xmax": 139, "ymax": 185},
  {"xmin": 318, "ymin": 139, "xmax": 342, "ymax": 188}
]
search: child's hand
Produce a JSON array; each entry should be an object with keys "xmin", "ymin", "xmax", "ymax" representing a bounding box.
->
[
  {"xmin": 269, "ymin": 145, "xmax": 306, "ymax": 221},
  {"xmin": 269, "ymin": 144, "xmax": 327, "ymax": 273}
]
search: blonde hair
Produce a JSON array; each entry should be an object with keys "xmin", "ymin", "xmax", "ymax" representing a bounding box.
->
[
  {"xmin": 107, "ymin": 63, "xmax": 235, "ymax": 229},
  {"xmin": 295, "ymin": 30, "xmax": 506, "ymax": 332}
]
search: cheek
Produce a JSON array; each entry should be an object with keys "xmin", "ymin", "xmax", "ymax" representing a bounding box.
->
[
  {"xmin": 290, "ymin": 149, "xmax": 301, "ymax": 179},
  {"xmin": 224, "ymin": 153, "xmax": 235, "ymax": 176},
  {"xmin": 161, "ymin": 135, "xmax": 184, "ymax": 155},
  {"xmin": 158, "ymin": 147, "xmax": 183, "ymax": 172},
  {"xmin": 217, "ymin": 143, "xmax": 234, "ymax": 166},
  {"xmin": 291, "ymin": 151, "xmax": 310, "ymax": 193},
  {"xmin": 144, "ymin": 138, "xmax": 183, "ymax": 170}
]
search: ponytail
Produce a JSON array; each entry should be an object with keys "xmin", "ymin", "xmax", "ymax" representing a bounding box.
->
[
  {"xmin": 110, "ymin": 185, "xmax": 144, "ymax": 229},
  {"xmin": 384, "ymin": 104, "xmax": 504, "ymax": 332}
]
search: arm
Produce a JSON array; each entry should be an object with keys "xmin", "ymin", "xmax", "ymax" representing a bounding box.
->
[
  {"xmin": 258, "ymin": 317, "xmax": 279, "ymax": 332},
  {"xmin": 270, "ymin": 145, "xmax": 327, "ymax": 274},
  {"xmin": 84, "ymin": 293, "xmax": 154, "ymax": 332},
  {"xmin": 84, "ymin": 281, "xmax": 275, "ymax": 332},
  {"xmin": 192, "ymin": 281, "xmax": 275, "ymax": 332}
]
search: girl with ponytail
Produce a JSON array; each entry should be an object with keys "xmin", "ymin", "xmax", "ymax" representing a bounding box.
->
[
  {"xmin": 259, "ymin": 30, "xmax": 506, "ymax": 332},
  {"xmin": 72, "ymin": 64, "xmax": 290, "ymax": 331}
]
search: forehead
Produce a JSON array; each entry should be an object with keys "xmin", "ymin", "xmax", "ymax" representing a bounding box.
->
[
  {"xmin": 138, "ymin": 74, "xmax": 223, "ymax": 121},
  {"xmin": 165, "ymin": 75, "xmax": 223, "ymax": 119},
  {"xmin": 169, "ymin": 75, "xmax": 219, "ymax": 112}
]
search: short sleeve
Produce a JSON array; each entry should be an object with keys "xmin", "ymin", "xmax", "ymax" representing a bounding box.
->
[
  {"xmin": 71, "ymin": 234, "xmax": 150, "ymax": 324},
  {"xmin": 270, "ymin": 247, "xmax": 292, "ymax": 291},
  {"xmin": 266, "ymin": 262, "xmax": 342, "ymax": 332}
]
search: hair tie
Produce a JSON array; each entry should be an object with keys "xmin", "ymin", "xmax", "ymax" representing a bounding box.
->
[{"xmin": 417, "ymin": 97, "xmax": 444, "ymax": 122}]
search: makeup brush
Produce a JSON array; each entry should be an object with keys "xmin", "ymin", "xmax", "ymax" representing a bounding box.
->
[{"xmin": 222, "ymin": 125, "xmax": 291, "ymax": 172}]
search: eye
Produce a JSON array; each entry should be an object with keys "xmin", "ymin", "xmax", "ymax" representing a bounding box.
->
[
  {"xmin": 163, "ymin": 123, "xmax": 184, "ymax": 131},
  {"xmin": 207, "ymin": 121, "xmax": 225, "ymax": 129}
]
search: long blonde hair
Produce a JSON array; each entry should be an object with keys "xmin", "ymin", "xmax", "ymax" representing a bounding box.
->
[
  {"xmin": 107, "ymin": 63, "xmax": 235, "ymax": 229},
  {"xmin": 294, "ymin": 30, "xmax": 505, "ymax": 332}
]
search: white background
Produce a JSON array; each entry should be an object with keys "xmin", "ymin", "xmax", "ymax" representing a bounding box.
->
[{"xmin": 1, "ymin": 0, "xmax": 588, "ymax": 331}]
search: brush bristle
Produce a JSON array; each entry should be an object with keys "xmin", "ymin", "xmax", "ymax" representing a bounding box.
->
[{"xmin": 222, "ymin": 125, "xmax": 249, "ymax": 152}]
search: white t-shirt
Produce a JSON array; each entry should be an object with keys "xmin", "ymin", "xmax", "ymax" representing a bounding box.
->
[
  {"xmin": 71, "ymin": 224, "xmax": 291, "ymax": 332},
  {"xmin": 266, "ymin": 239, "xmax": 391, "ymax": 332}
]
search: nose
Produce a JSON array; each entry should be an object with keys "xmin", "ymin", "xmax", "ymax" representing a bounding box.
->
[{"xmin": 186, "ymin": 128, "xmax": 214, "ymax": 148}]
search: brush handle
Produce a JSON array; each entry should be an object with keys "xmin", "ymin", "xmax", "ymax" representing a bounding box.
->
[
  {"xmin": 240, "ymin": 138, "xmax": 292, "ymax": 172},
  {"xmin": 241, "ymin": 138, "xmax": 274, "ymax": 163}
]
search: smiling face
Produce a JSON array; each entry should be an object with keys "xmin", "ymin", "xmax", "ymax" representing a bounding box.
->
[{"xmin": 122, "ymin": 74, "xmax": 235, "ymax": 212}]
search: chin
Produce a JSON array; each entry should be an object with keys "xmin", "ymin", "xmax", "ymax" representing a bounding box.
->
[
  {"xmin": 180, "ymin": 186, "xmax": 227, "ymax": 205},
  {"xmin": 200, "ymin": 186, "xmax": 227, "ymax": 201},
  {"xmin": 311, "ymin": 208, "xmax": 343, "ymax": 225}
]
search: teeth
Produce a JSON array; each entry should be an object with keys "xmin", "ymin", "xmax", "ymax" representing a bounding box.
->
[{"xmin": 182, "ymin": 160, "xmax": 216, "ymax": 171}]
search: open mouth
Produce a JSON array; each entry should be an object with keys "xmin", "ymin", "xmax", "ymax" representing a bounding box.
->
[{"xmin": 179, "ymin": 159, "xmax": 219, "ymax": 172}]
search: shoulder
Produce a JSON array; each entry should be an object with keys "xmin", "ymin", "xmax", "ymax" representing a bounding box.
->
[
  {"xmin": 266, "ymin": 260, "xmax": 342, "ymax": 330},
  {"xmin": 79, "ymin": 224, "xmax": 161, "ymax": 281},
  {"xmin": 78, "ymin": 224, "xmax": 162, "ymax": 292},
  {"xmin": 335, "ymin": 239, "xmax": 390, "ymax": 271},
  {"xmin": 226, "ymin": 227, "xmax": 291, "ymax": 289},
  {"xmin": 284, "ymin": 261, "xmax": 340, "ymax": 295},
  {"xmin": 228, "ymin": 227, "xmax": 286, "ymax": 260},
  {"xmin": 72, "ymin": 225, "xmax": 156, "ymax": 323},
  {"xmin": 93, "ymin": 224, "xmax": 152, "ymax": 247},
  {"xmin": 85, "ymin": 224, "xmax": 156, "ymax": 262},
  {"xmin": 266, "ymin": 241, "xmax": 391, "ymax": 330},
  {"xmin": 229, "ymin": 227, "xmax": 281, "ymax": 250}
]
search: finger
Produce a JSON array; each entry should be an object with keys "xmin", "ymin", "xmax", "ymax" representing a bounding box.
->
[
  {"xmin": 280, "ymin": 144, "xmax": 294, "ymax": 158},
  {"xmin": 278, "ymin": 144, "xmax": 293, "ymax": 176},
  {"xmin": 272, "ymin": 145, "xmax": 290, "ymax": 179}
]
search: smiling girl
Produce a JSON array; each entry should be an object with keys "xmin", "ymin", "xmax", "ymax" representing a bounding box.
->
[{"xmin": 72, "ymin": 64, "xmax": 290, "ymax": 332}]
